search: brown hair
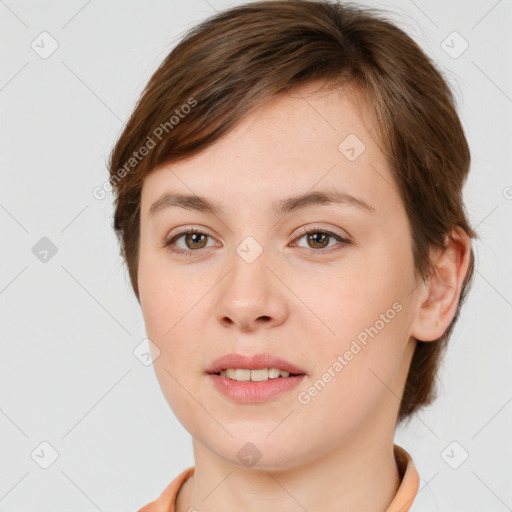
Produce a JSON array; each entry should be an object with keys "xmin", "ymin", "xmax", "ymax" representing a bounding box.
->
[{"xmin": 107, "ymin": 0, "xmax": 476, "ymax": 423}]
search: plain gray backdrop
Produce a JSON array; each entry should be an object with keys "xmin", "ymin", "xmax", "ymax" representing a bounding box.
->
[{"xmin": 1, "ymin": 0, "xmax": 511, "ymax": 510}]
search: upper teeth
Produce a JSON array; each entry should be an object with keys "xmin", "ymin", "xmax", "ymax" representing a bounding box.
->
[{"xmin": 219, "ymin": 368, "xmax": 292, "ymax": 381}]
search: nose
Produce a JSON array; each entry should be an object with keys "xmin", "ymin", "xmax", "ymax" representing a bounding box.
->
[{"xmin": 214, "ymin": 248, "xmax": 288, "ymax": 332}]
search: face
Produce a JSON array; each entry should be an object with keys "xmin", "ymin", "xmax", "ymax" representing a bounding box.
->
[{"xmin": 138, "ymin": 82, "xmax": 423, "ymax": 470}]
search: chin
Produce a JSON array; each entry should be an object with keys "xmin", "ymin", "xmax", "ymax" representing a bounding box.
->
[{"xmin": 198, "ymin": 432, "xmax": 312, "ymax": 472}]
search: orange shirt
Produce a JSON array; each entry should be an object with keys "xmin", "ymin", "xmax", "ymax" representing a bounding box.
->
[{"xmin": 139, "ymin": 444, "xmax": 420, "ymax": 512}]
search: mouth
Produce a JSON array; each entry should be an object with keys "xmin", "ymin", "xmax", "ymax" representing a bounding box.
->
[
  {"xmin": 205, "ymin": 352, "xmax": 307, "ymax": 379},
  {"xmin": 214, "ymin": 368, "xmax": 304, "ymax": 381},
  {"xmin": 206, "ymin": 355, "xmax": 307, "ymax": 403}
]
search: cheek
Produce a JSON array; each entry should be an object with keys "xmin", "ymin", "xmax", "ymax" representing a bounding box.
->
[
  {"xmin": 296, "ymin": 305, "xmax": 410, "ymax": 435},
  {"xmin": 138, "ymin": 254, "xmax": 209, "ymax": 368},
  {"xmin": 139, "ymin": 278, "xmax": 169, "ymax": 340},
  {"xmin": 139, "ymin": 262, "xmax": 204, "ymax": 425},
  {"xmin": 295, "ymin": 252, "xmax": 413, "ymax": 403},
  {"xmin": 138, "ymin": 250, "xmax": 187, "ymax": 337},
  {"xmin": 296, "ymin": 260, "xmax": 408, "ymax": 347}
]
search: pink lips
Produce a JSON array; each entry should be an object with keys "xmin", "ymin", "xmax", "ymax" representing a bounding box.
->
[
  {"xmin": 205, "ymin": 353, "xmax": 307, "ymax": 376},
  {"xmin": 205, "ymin": 353, "xmax": 307, "ymax": 403}
]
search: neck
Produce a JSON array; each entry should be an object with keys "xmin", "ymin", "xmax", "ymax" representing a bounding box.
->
[{"xmin": 176, "ymin": 423, "xmax": 401, "ymax": 512}]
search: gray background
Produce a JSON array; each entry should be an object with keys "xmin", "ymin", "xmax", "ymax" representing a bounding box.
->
[{"xmin": 1, "ymin": 0, "xmax": 511, "ymax": 510}]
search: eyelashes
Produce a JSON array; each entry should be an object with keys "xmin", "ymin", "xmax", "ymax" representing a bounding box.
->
[
  {"xmin": 289, "ymin": 227, "xmax": 351, "ymax": 253},
  {"xmin": 164, "ymin": 228, "xmax": 216, "ymax": 256},
  {"xmin": 163, "ymin": 226, "xmax": 351, "ymax": 257}
]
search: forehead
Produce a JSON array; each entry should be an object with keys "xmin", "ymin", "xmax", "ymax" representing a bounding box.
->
[{"xmin": 140, "ymin": 82, "xmax": 398, "ymax": 216}]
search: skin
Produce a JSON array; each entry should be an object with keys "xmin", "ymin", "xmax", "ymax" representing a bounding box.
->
[{"xmin": 137, "ymin": 81, "xmax": 471, "ymax": 512}]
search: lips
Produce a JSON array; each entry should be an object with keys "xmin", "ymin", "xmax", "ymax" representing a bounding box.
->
[{"xmin": 205, "ymin": 353, "xmax": 307, "ymax": 376}]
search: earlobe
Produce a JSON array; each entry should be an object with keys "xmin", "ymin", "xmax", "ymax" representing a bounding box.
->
[{"xmin": 411, "ymin": 227, "xmax": 472, "ymax": 342}]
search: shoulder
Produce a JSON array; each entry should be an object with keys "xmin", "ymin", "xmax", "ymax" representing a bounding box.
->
[
  {"xmin": 394, "ymin": 446, "xmax": 440, "ymax": 512},
  {"xmin": 409, "ymin": 480, "xmax": 439, "ymax": 512},
  {"xmin": 138, "ymin": 467, "xmax": 195, "ymax": 512}
]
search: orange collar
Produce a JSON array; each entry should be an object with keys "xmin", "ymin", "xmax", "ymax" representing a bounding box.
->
[{"xmin": 139, "ymin": 444, "xmax": 420, "ymax": 512}]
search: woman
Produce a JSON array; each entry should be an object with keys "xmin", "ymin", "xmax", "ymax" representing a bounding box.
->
[{"xmin": 107, "ymin": 1, "xmax": 476, "ymax": 510}]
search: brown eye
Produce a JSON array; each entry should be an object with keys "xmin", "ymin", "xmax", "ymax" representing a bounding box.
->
[
  {"xmin": 164, "ymin": 228, "xmax": 216, "ymax": 256},
  {"xmin": 307, "ymin": 231, "xmax": 330, "ymax": 249},
  {"xmin": 164, "ymin": 226, "xmax": 350, "ymax": 257},
  {"xmin": 183, "ymin": 232, "xmax": 208, "ymax": 250},
  {"xmin": 293, "ymin": 227, "xmax": 351, "ymax": 254}
]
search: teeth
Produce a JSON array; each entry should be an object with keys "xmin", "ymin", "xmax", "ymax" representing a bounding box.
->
[
  {"xmin": 268, "ymin": 368, "xmax": 281, "ymax": 378},
  {"xmin": 250, "ymin": 368, "xmax": 268, "ymax": 381},
  {"xmin": 218, "ymin": 368, "xmax": 294, "ymax": 381},
  {"xmin": 235, "ymin": 369, "xmax": 251, "ymax": 381},
  {"xmin": 225, "ymin": 369, "xmax": 237, "ymax": 379}
]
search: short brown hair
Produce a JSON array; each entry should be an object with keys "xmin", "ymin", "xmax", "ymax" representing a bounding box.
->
[{"xmin": 108, "ymin": 0, "xmax": 477, "ymax": 423}]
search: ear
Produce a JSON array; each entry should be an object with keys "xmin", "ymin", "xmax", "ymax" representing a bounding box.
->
[{"xmin": 410, "ymin": 227, "xmax": 472, "ymax": 342}]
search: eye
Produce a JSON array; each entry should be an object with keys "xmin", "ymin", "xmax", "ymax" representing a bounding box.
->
[
  {"xmin": 291, "ymin": 226, "xmax": 351, "ymax": 254},
  {"xmin": 163, "ymin": 226, "xmax": 351, "ymax": 257},
  {"xmin": 164, "ymin": 228, "xmax": 218, "ymax": 256}
]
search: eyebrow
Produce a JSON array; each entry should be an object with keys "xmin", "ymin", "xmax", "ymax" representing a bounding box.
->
[{"xmin": 148, "ymin": 189, "xmax": 375, "ymax": 218}]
